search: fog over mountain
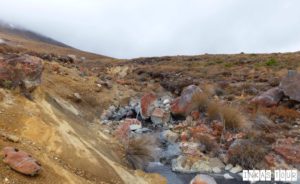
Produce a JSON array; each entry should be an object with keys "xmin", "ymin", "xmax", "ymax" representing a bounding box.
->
[{"xmin": 0, "ymin": 0, "xmax": 300, "ymax": 58}]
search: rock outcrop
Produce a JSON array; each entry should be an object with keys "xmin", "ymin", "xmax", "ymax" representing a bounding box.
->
[
  {"xmin": 171, "ymin": 85, "xmax": 203, "ymax": 117},
  {"xmin": 280, "ymin": 72, "xmax": 300, "ymax": 102},
  {"xmin": 251, "ymin": 87, "xmax": 283, "ymax": 107},
  {"xmin": 0, "ymin": 55, "xmax": 43, "ymax": 92}
]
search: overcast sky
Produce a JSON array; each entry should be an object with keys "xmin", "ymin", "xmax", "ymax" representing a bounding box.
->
[{"xmin": 0, "ymin": 0, "xmax": 300, "ymax": 59}]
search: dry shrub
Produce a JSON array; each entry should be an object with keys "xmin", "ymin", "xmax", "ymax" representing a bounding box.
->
[
  {"xmin": 252, "ymin": 114, "xmax": 277, "ymax": 132},
  {"xmin": 221, "ymin": 106, "xmax": 247, "ymax": 131},
  {"xmin": 228, "ymin": 139, "xmax": 267, "ymax": 169},
  {"xmin": 259, "ymin": 106, "xmax": 300, "ymax": 122},
  {"xmin": 124, "ymin": 135, "xmax": 158, "ymax": 170},
  {"xmin": 207, "ymin": 101, "xmax": 222, "ymax": 120},
  {"xmin": 194, "ymin": 133, "xmax": 219, "ymax": 155},
  {"xmin": 207, "ymin": 102, "xmax": 247, "ymax": 131},
  {"xmin": 191, "ymin": 91, "xmax": 210, "ymax": 112}
]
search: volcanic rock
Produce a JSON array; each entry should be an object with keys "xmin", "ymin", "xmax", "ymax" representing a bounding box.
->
[
  {"xmin": 171, "ymin": 85, "xmax": 203, "ymax": 117},
  {"xmin": 280, "ymin": 72, "xmax": 300, "ymax": 102},
  {"xmin": 140, "ymin": 93, "xmax": 157, "ymax": 119},
  {"xmin": 0, "ymin": 55, "xmax": 43, "ymax": 92},
  {"xmin": 251, "ymin": 87, "xmax": 283, "ymax": 107},
  {"xmin": 3, "ymin": 147, "xmax": 41, "ymax": 176},
  {"xmin": 151, "ymin": 107, "xmax": 170, "ymax": 125},
  {"xmin": 190, "ymin": 174, "xmax": 217, "ymax": 184}
]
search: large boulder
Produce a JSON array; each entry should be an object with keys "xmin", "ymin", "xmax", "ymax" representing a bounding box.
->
[
  {"xmin": 251, "ymin": 87, "xmax": 283, "ymax": 107},
  {"xmin": 3, "ymin": 147, "xmax": 41, "ymax": 176},
  {"xmin": 140, "ymin": 93, "xmax": 157, "ymax": 119},
  {"xmin": 0, "ymin": 55, "xmax": 43, "ymax": 92},
  {"xmin": 171, "ymin": 85, "xmax": 203, "ymax": 116},
  {"xmin": 279, "ymin": 72, "xmax": 300, "ymax": 102}
]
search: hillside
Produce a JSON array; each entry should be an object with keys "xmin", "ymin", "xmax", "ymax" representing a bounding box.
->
[{"xmin": 0, "ymin": 26, "xmax": 300, "ymax": 184}]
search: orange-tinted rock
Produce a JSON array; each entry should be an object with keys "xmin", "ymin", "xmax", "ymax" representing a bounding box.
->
[
  {"xmin": 171, "ymin": 85, "xmax": 203, "ymax": 116},
  {"xmin": 274, "ymin": 145, "xmax": 300, "ymax": 164},
  {"xmin": 211, "ymin": 121, "xmax": 223, "ymax": 136},
  {"xmin": 190, "ymin": 174, "xmax": 217, "ymax": 184},
  {"xmin": 140, "ymin": 93, "xmax": 157, "ymax": 119},
  {"xmin": 114, "ymin": 119, "xmax": 141, "ymax": 141},
  {"xmin": 151, "ymin": 107, "xmax": 170, "ymax": 124},
  {"xmin": 3, "ymin": 147, "xmax": 41, "ymax": 176},
  {"xmin": 191, "ymin": 111, "xmax": 200, "ymax": 120},
  {"xmin": 251, "ymin": 87, "xmax": 283, "ymax": 107}
]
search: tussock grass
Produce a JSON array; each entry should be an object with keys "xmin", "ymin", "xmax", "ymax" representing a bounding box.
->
[
  {"xmin": 228, "ymin": 140, "xmax": 267, "ymax": 169},
  {"xmin": 124, "ymin": 135, "xmax": 158, "ymax": 170},
  {"xmin": 191, "ymin": 92, "xmax": 210, "ymax": 112},
  {"xmin": 207, "ymin": 102, "xmax": 248, "ymax": 131}
]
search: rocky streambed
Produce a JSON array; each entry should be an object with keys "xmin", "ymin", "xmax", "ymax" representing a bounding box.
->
[{"xmin": 100, "ymin": 84, "xmax": 300, "ymax": 184}]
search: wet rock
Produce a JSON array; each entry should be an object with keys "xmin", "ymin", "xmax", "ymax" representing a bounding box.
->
[
  {"xmin": 190, "ymin": 174, "xmax": 217, "ymax": 184},
  {"xmin": 280, "ymin": 72, "xmax": 300, "ymax": 102},
  {"xmin": 230, "ymin": 165, "xmax": 243, "ymax": 174},
  {"xmin": 223, "ymin": 173, "xmax": 234, "ymax": 180},
  {"xmin": 0, "ymin": 55, "xmax": 43, "ymax": 93},
  {"xmin": 140, "ymin": 93, "xmax": 157, "ymax": 119},
  {"xmin": 191, "ymin": 157, "xmax": 225, "ymax": 173},
  {"xmin": 3, "ymin": 147, "xmax": 41, "ymax": 176},
  {"xmin": 251, "ymin": 87, "xmax": 283, "ymax": 107},
  {"xmin": 171, "ymin": 85, "xmax": 203, "ymax": 117},
  {"xmin": 161, "ymin": 130, "xmax": 179, "ymax": 144},
  {"xmin": 212, "ymin": 167, "xmax": 221, "ymax": 173},
  {"xmin": 129, "ymin": 124, "xmax": 142, "ymax": 131},
  {"xmin": 151, "ymin": 108, "xmax": 170, "ymax": 125},
  {"xmin": 225, "ymin": 164, "xmax": 233, "ymax": 171},
  {"xmin": 160, "ymin": 144, "xmax": 181, "ymax": 162},
  {"xmin": 172, "ymin": 155, "xmax": 224, "ymax": 174}
]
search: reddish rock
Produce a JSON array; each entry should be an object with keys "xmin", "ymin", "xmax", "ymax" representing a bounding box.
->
[
  {"xmin": 279, "ymin": 72, "xmax": 300, "ymax": 102},
  {"xmin": 190, "ymin": 124, "xmax": 211, "ymax": 138},
  {"xmin": 190, "ymin": 174, "xmax": 217, "ymax": 184},
  {"xmin": 114, "ymin": 119, "xmax": 141, "ymax": 141},
  {"xmin": 181, "ymin": 131, "xmax": 189, "ymax": 142},
  {"xmin": 140, "ymin": 93, "xmax": 157, "ymax": 119},
  {"xmin": 191, "ymin": 111, "xmax": 200, "ymax": 120},
  {"xmin": 251, "ymin": 87, "xmax": 283, "ymax": 107},
  {"xmin": 211, "ymin": 121, "xmax": 224, "ymax": 137},
  {"xmin": 264, "ymin": 153, "xmax": 276, "ymax": 167},
  {"xmin": 3, "ymin": 147, "xmax": 41, "ymax": 176},
  {"xmin": 150, "ymin": 108, "xmax": 170, "ymax": 124},
  {"xmin": 0, "ymin": 55, "xmax": 43, "ymax": 92},
  {"xmin": 171, "ymin": 85, "xmax": 203, "ymax": 116},
  {"xmin": 274, "ymin": 145, "xmax": 300, "ymax": 164}
]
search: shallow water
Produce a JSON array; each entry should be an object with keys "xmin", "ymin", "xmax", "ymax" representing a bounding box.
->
[{"xmin": 146, "ymin": 162, "xmax": 290, "ymax": 184}]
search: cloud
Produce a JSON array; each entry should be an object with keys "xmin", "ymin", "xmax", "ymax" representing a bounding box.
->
[{"xmin": 0, "ymin": 0, "xmax": 300, "ymax": 58}]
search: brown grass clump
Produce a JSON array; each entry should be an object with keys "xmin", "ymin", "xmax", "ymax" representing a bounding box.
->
[
  {"xmin": 194, "ymin": 133, "xmax": 219, "ymax": 155},
  {"xmin": 124, "ymin": 135, "xmax": 158, "ymax": 170},
  {"xmin": 221, "ymin": 106, "xmax": 247, "ymax": 131},
  {"xmin": 207, "ymin": 102, "xmax": 247, "ymax": 131},
  {"xmin": 228, "ymin": 139, "xmax": 267, "ymax": 169},
  {"xmin": 191, "ymin": 92, "xmax": 210, "ymax": 112},
  {"xmin": 259, "ymin": 106, "xmax": 300, "ymax": 122},
  {"xmin": 207, "ymin": 101, "xmax": 222, "ymax": 120}
]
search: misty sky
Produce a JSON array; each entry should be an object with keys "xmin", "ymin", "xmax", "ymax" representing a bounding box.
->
[{"xmin": 0, "ymin": 0, "xmax": 300, "ymax": 59}]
